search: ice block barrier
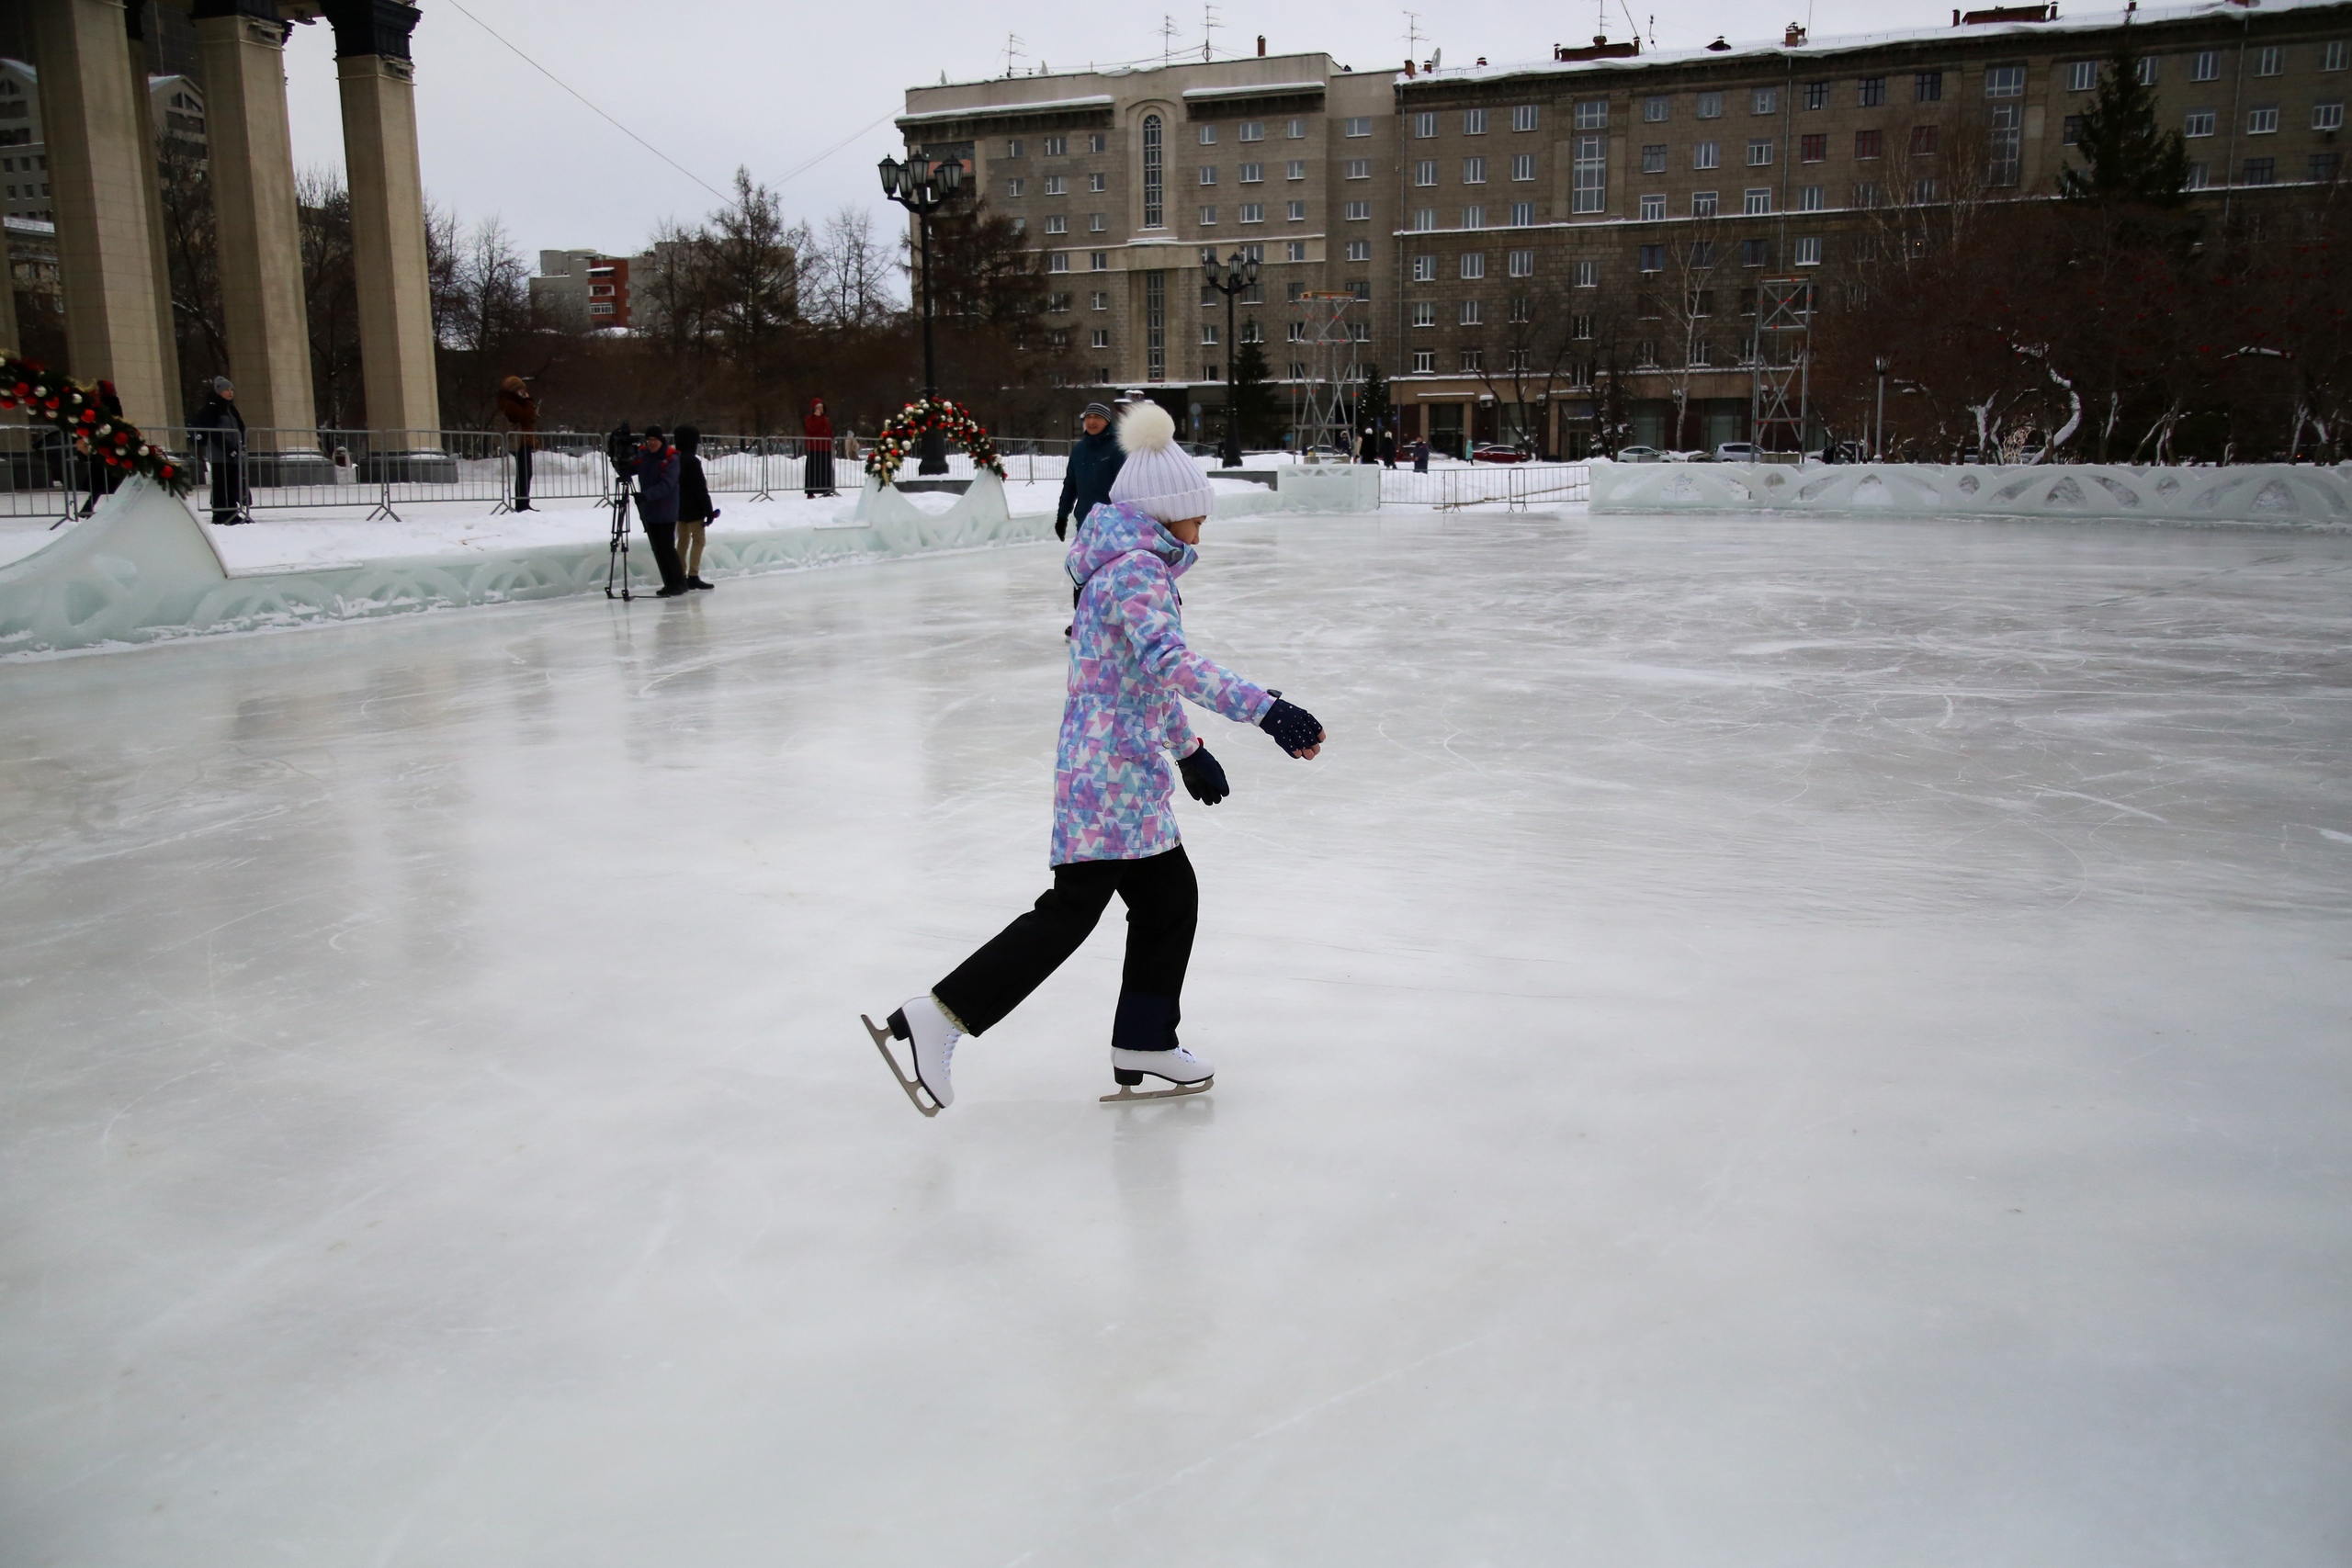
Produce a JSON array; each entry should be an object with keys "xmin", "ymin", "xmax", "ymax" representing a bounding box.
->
[
  {"xmin": 0, "ymin": 476, "xmax": 1057, "ymax": 656},
  {"xmin": 1590, "ymin": 459, "xmax": 2352, "ymax": 527}
]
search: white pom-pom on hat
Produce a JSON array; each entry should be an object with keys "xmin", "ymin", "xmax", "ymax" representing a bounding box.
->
[
  {"xmin": 1117, "ymin": 399, "xmax": 1177, "ymax": 454},
  {"xmin": 1109, "ymin": 399, "xmax": 1216, "ymax": 524}
]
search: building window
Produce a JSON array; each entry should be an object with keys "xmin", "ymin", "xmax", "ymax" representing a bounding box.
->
[
  {"xmin": 1575, "ymin": 100, "xmax": 1608, "ymax": 130},
  {"xmin": 1145, "ymin": 269, "xmax": 1165, "ymax": 379},
  {"xmin": 1460, "ymin": 300, "xmax": 1482, "ymax": 325},
  {"xmin": 1412, "ymin": 254, "xmax": 1437, "ymax": 281},
  {"xmin": 1411, "ymin": 301, "xmax": 1436, "ymax": 327},
  {"xmin": 1287, "ymin": 201, "xmax": 1307, "ymax": 221},
  {"xmin": 1742, "ymin": 237, "xmax": 1770, "ymax": 266},
  {"xmin": 1286, "ymin": 241, "xmax": 1307, "ymax": 261},
  {"xmin": 1200, "ymin": 205, "xmax": 1217, "ymax": 224},
  {"xmin": 1345, "ymin": 158, "xmax": 1371, "ymax": 179},
  {"xmin": 1510, "ymin": 201, "xmax": 1534, "ymax": 225},
  {"xmin": 1514, "ymin": 104, "xmax": 1540, "ymax": 131},
  {"xmin": 1239, "ymin": 203, "xmax": 1264, "ymax": 223},
  {"xmin": 1412, "ymin": 111, "xmax": 1438, "ymax": 138},
  {"xmin": 1801, "ymin": 133, "xmax": 1826, "ymax": 162},
  {"xmin": 1640, "ymin": 193, "xmax": 1666, "ymax": 220},
  {"xmin": 2185, "ymin": 110, "xmax": 2216, "ymax": 138},
  {"xmin": 1801, "ymin": 184, "xmax": 1827, "ymax": 211},
  {"xmin": 1794, "ymin": 235, "xmax": 1822, "ymax": 265},
  {"xmin": 1694, "ymin": 92, "xmax": 1721, "ymax": 119},
  {"xmin": 2187, "ymin": 162, "xmax": 2211, "ymax": 188},
  {"xmin": 1859, "ymin": 76, "xmax": 1886, "ymax": 107},
  {"xmin": 1044, "ymin": 215, "xmax": 1068, "ymax": 234},
  {"xmin": 1643, "ymin": 143, "xmax": 1668, "ymax": 173},
  {"xmin": 1694, "ymin": 141, "xmax": 1720, "ymax": 170},
  {"xmin": 1142, "ymin": 115, "xmax": 1164, "ymax": 227},
  {"xmin": 2067, "ymin": 60, "xmax": 2097, "ymax": 92},
  {"xmin": 2310, "ymin": 152, "xmax": 2343, "ymax": 182},
  {"xmin": 2316, "ymin": 102, "xmax": 2346, "ymax": 131},
  {"xmin": 1461, "ymin": 253, "xmax": 1486, "ymax": 279},
  {"xmin": 2189, "ymin": 50, "xmax": 2221, "ymax": 83},
  {"xmin": 1910, "ymin": 125, "xmax": 1939, "ymax": 156},
  {"xmin": 1916, "ymin": 71, "xmax": 1944, "ymax": 102},
  {"xmin": 1089, "ymin": 132, "xmax": 1109, "ymax": 153},
  {"xmin": 1855, "ymin": 129, "xmax": 1883, "ymax": 160},
  {"xmin": 1199, "ymin": 124, "xmax": 1217, "ymax": 144},
  {"xmin": 1200, "ymin": 322, "xmax": 1220, "ymax": 345},
  {"xmin": 1692, "ymin": 189, "xmax": 1719, "ymax": 216},
  {"xmin": 1689, "ymin": 242, "xmax": 1716, "ymax": 269},
  {"xmin": 1010, "ymin": 217, "xmax": 1026, "ymax": 233},
  {"xmin": 1006, "ymin": 138, "xmax": 1024, "ymax": 157},
  {"xmin": 1464, "ymin": 108, "xmax": 1488, "ymax": 134},
  {"xmin": 1239, "ymin": 162, "xmax": 1264, "ymax": 183},
  {"xmin": 1986, "ymin": 105, "xmax": 2022, "ymax": 184},
  {"xmin": 1635, "ymin": 339, "xmax": 1659, "ymax": 367},
  {"xmin": 1411, "ymin": 208, "xmax": 1437, "ymax": 229},
  {"xmin": 1006, "ymin": 177, "xmax": 1025, "ymax": 197},
  {"xmin": 1460, "ymin": 348, "xmax": 1484, "ymax": 371},
  {"xmin": 2325, "ymin": 40, "xmax": 2349, "ymax": 71},
  {"xmin": 1508, "ymin": 248, "xmax": 1534, "ymax": 277},
  {"xmin": 1346, "ymin": 239, "xmax": 1373, "ymax": 261},
  {"xmin": 1747, "ymin": 139, "xmax": 1774, "ymax": 166},
  {"xmin": 1574, "ymin": 135, "xmax": 1608, "ymax": 212},
  {"xmin": 1752, "ymin": 87, "xmax": 1778, "ymax": 115},
  {"xmin": 1412, "ymin": 350, "xmax": 1435, "ymax": 372},
  {"xmin": 2256, "ymin": 45, "xmax": 2283, "ymax": 76},
  {"xmin": 1853, "ymin": 180, "xmax": 1880, "ymax": 206},
  {"xmin": 1574, "ymin": 260, "xmax": 1599, "ymax": 287},
  {"xmin": 1091, "ymin": 291, "xmax": 1108, "ymax": 309},
  {"xmin": 2063, "ymin": 114, "xmax": 2085, "ymax": 144},
  {"xmin": 1415, "ymin": 159, "xmax": 1439, "ymax": 186},
  {"xmin": 1091, "ymin": 172, "xmax": 1107, "ymax": 193},
  {"xmin": 1913, "ymin": 177, "xmax": 1940, "ymax": 202},
  {"xmin": 1804, "ymin": 81, "xmax": 1829, "ymax": 110},
  {"xmin": 1346, "ymin": 200, "xmax": 1373, "ymax": 220},
  {"xmin": 1091, "ymin": 251, "xmax": 1109, "ymax": 270},
  {"xmin": 1200, "ymin": 165, "xmax": 1218, "ymax": 186},
  {"xmin": 1284, "ymin": 159, "xmax": 1306, "ymax": 181},
  {"xmin": 1288, "ymin": 118, "xmax": 1308, "ymax": 138},
  {"xmin": 1512, "ymin": 152, "xmax": 1537, "ymax": 181},
  {"xmin": 1645, "ymin": 95, "xmax": 1670, "ymax": 122},
  {"xmin": 1638, "ymin": 243, "xmax": 1664, "ymax": 272},
  {"xmin": 1744, "ymin": 187, "xmax": 1772, "ymax": 215},
  {"xmin": 1239, "ymin": 119, "xmax": 1264, "ymax": 141},
  {"xmin": 1043, "ymin": 134, "xmax": 1068, "ymax": 157},
  {"xmin": 2247, "ymin": 106, "xmax": 2279, "ymax": 135},
  {"xmin": 1044, "ymin": 250, "xmax": 1067, "ymax": 272},
  {"xmin": 2243, "ymin": 157, "xmax": 2276, "ymax": 184},
  {"xmin": 1091, "ymin": 213, "xmax": 1107, "ymax": 231},
  {"xmin": 1464, "ymin": 156, "xmax": 1487, "ymax": 183}
]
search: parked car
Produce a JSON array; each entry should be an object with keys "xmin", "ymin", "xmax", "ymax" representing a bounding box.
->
[
  {"xmin": 1470, "ymin": 444, "xmax": 1533, "ymax": 464},
  {"xmin": 1662, "ymin": 449, "xmax": 1707, "ymax": 463},
  {"xmin": 1713, "ymin": 441, "xmax": 1760, "ymax": 464},
  {"xmin": 1611, "ymin": 446, "xmax": 1661, "ymax": 463}
]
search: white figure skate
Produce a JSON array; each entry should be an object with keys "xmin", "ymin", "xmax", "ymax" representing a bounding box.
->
[
  {"xmin": 862, "ymin": 995, "xmax": 962, "ymax": 1115},
  {"xmin": 1101, "ymin": 1043, "xmax": 1216, "ymax": 1103}
]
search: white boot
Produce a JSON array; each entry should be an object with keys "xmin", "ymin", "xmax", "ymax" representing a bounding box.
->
[
  {"xmin": 1111, "ymin": 1043, "xmax": 1216, "ymax": 1086},
  {"xmin": 892, "ymin": 994, "xmax": 964, "ymax": 1109}
]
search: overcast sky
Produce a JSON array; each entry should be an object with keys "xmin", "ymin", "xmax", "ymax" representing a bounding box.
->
[{"xmin": 280, "ymin": 0, "xmax": 1981, "ymax": 282}]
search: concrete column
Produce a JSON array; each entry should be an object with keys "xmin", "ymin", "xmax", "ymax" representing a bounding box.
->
[
  {"xmin": 192, "ymin": 0, "xmax": 316, "ymax": 443},
  {"xmin": 322, "ymin": 1, "xmax": 438, "ymax": 441},
  {"xmin": 125, "ymin": 1, "xmax": 184, "ymax": 420},
  {"xmin": 27, "ymin": 0, "xmax": 173, "ymax": 430},
  {"xmin": 0, "ymin": 222, "xmax": 17, "ymax": 358}
]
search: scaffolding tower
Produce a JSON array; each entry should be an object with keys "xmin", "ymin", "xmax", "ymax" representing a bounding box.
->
[
  {"xmin": 1748, "ymin": 277, "xmax": 1815, "ymax": 454},
  {"xmin": 1291, "ymin": 292, "xmax": 1360, "ymax": 459}
]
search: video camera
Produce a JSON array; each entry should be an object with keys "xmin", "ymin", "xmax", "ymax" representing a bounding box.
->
[{"xmin": 605, "ymin": 421, "xmax": 638, "ymax": 482}]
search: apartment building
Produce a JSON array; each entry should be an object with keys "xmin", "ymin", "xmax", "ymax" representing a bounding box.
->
[
  {"xmin": 531, "ymin": 249, "xmax": 638, "ymax": 330},
  {"xmin": 897, "ymin": 51, "xmax": 1398, "ymax": 437}
]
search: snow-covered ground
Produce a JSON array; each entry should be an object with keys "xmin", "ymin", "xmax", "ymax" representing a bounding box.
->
[{"xmin": 3, "ymin": 511, "xmax": 2346, "ymax": 1565}]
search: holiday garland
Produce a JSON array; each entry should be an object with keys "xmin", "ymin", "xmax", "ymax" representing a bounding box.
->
[
  {"xmin": 1, "ymin": 353, "xmax": 192, "ymax": 495},
  {"xmin": 862, "ymin": 394, "xmax": 1005, "ymax": 488}
]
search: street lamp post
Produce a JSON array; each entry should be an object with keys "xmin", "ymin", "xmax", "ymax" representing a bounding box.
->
[
  {"xmin": 1873, "ymin": 355, "xmax": 1891, "ymax": 463},
  {"xmin": 878, "ymin": 147, "xmax": 963, "ymax": 476},
  {"xmin": 1201, "ymin": 247, "xmax": 1260, "ymax": 469}
]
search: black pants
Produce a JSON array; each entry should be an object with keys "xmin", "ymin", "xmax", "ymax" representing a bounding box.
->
[
  {"xmin": 639, "ymin": 516, "xmax": 687, "ymax": 592},
  {"xmin": 934, "ymin": 846, "xmax": 1198, "ymax": 1052},
  {"xmin": 513, "ymin": 445, "xmax": 533, "ymax": 504},
  {"xmin": 805, "ymin": 446, "xmax": 835, "ymax": 497},
  {"xmin": 209, "ymin": 454, "xmax": 243, "ymax": 525}
]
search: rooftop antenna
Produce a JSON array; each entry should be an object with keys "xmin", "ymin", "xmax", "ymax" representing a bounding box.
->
[
  {"xmin": 1003, "ymin": 32, "xmax": 1025, "ymax": 76},
  {"xmin": 1404, "ymin": 10, "xmax": 1425, "ymax": 59},
  {"xmin": 1202, "ymin": 2, "xmax": 1220, "ymax": 62},
  {"xmin": 1159, "ymin": 13, "xmax": 1179, "ymax": 62}
]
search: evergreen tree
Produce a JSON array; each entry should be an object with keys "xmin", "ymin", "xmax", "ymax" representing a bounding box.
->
[
  {"xmin": 1228, "ymin": 340, "xmax": 1282, "ymax": 449},
  {"xmin": 1357, "ymin": 362, "xmax": 1391, "ymax": 444},
  {"xmin": 2060, "ymin": 38, "xmax": 2191, "ymax": 207}
]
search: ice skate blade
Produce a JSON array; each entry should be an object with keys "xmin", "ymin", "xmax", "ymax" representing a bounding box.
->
[
  {"xmin": 1100, "ymin": 1076, "xmax": 1213, "ymax": 1104},
  {"xmin": 862, "ymin": 1013, "xmax": 941, "ymax": 1118}
]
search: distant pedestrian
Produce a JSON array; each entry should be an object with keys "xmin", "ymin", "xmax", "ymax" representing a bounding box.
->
[
  {"xmin": 674, "ymin": 423, "xmax": 718, "ymax": 591},
  {"xmin": 626, "ymin": 426, "xmax": 691, "ymax": 597},
  {"xmin": 803, "ymin": 396, "xmax": 837, "ymax": 497},
  {"xmin": 1411, "ymin": 438, "xmax": 1429, "ymax": 474},
  {"xmin": 497, "ymin": 375, "xmax": 538, "ymax": 510},
  {"xmin": 190, "ymin": 376, "xmax": 246, "ymax": 526},
  {"xmin": 1379, "ymin": 429, "xmax": 1396, "ymax": 468},
  {"xmin": 1357, "ymin": 425, "xmax": 1379, "ymax": 464},
  {"xmin": 1055, "ymin": 401, "xmax": 1125, "ymax": 543}
]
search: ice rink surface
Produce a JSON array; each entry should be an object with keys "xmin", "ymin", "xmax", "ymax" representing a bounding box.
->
[{"xmin": 3, "ymin": 511, "xmax": 2348, "ymax": 1566}]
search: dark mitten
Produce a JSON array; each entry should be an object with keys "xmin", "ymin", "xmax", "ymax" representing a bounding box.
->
[
  {"xmin": 1055, "ymin": 514, "xmax": 1069, "ymax": 540},
  {"xmin": 1177, "ymin": 744, "xmax": 1229, "ymax": 805},
  {"xmin": 1259, "ymin": 695, "xmax": 1325, "ymax": 757}
]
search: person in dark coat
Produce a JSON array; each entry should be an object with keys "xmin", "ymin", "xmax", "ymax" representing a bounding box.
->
[
  {"xmin": 1357, "ymin": 425, "xmax": 1379, "ymax": 464},
  {"xmin": 673, "ymin": 423, "xmax": 718, "ymax": 591},
  {"xmin": 496, "ymin": 375, "xmax": 538, "ymax": 510},
  {"xmin": 626, "ymin": 426, "xmax": 690, "ymax": 597},
  {"xmin": 803, "ymin": 396, "xmax": 837, "ymax": 497},
  {"xmin": 1379, "ymin": 429, "xmax": 1397, "ymax": 468},
  {"xmin": 189, "ymin": 376, "xmax": 247, "ymax": 525},
  {"xmin": 1055, "ymin": 401, "xmax": 1125, "ymax": 543},
  {"xmin": 1411, "ymin": 437, "xmax": 1430, "ymax": 474}
]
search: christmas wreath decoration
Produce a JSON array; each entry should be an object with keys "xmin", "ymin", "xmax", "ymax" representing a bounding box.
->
[
  {"xmin": 862, "ymin": 394, "xmax": 1005, "ymax": 488},
  {"xmin": 1, "ymin": 353, "xmax": 192, "ymax": 495}
]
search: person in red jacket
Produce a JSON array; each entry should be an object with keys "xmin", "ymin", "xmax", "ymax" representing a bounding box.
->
[{"xmin": 802, "ymin": 396, "xmax": 837, "ymax": 498}]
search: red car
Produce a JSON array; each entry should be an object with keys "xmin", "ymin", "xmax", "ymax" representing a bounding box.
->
[{"xmin": 1470, "ymin": 444, "xmax": 1534, "ymax": 464}]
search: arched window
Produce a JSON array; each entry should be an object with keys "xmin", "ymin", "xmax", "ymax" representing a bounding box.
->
[{"xmin": 1142, "ymin": 114, "xmax": 1164, "ymax": 228}]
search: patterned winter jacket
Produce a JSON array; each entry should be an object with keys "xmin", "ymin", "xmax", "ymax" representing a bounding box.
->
[{"xmin": 1053, "ymin": 502, "xmax": 1272, "ymax": 865}]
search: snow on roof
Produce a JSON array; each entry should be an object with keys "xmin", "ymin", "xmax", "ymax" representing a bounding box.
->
[
  {"xmin": 1179, "ymin": 80, "xmax": 1328, "ymax": 100},
  {"xmin": 896, "ymin": 94, "xmax": 1115, "ymax": 125},
  {"xmin": 1401, "ymin": 0, "xmax": 2344, "ymax": 86}
]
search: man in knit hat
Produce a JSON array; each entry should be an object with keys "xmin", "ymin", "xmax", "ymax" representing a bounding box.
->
[
  {"xmin": 866, "ymin": 400, "xmax": 1329, "ymax": 1112},
  {"xmin": 1054, "ymin": 401, "xmax": 1125, "ymax": 542}
]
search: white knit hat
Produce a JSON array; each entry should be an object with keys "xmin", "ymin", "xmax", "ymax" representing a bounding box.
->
[{"xmin": 1108, "ymin": 402, "xmax": 1215, "ymax": 525}]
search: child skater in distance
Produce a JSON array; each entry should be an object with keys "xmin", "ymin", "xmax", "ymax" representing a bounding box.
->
[{"xmin": 867, "ymin": 401, "xmax": 1328, "ymax": 1110}]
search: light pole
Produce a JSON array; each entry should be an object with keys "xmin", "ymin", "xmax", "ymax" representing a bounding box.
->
[
  {"xmin": 1201, "ymin": 246, "xmax": 1260, "ymax": 469},
  {"xmin": 878, "ymin": 146, "xmax": 963, "ymax": 475},
  {"xmin": 1873, "ymin": 355, "xmax": 1891, "ymax": 463}
]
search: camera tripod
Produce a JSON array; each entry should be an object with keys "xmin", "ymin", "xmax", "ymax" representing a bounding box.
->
[{"xmin": 605, "ymin": 474, "xmax": 635, "ymax": 600}]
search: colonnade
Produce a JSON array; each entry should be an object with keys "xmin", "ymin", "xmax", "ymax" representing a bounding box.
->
[{"xmin": 20, "ymin": 0, "xmax": 439, "ymax": 444}]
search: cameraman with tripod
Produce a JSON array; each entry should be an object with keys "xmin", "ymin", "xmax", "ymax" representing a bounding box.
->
[{"xmin": 620, "ymin": 424, "xmax": 690, "ymax": 598}]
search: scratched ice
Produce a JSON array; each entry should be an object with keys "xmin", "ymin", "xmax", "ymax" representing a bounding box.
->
[{"xmin": 3, "ymin": 512, "xmax": 2347, "ymax": 1566}]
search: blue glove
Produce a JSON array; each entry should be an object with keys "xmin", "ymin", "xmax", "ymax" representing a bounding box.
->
[
  {"xmin": 1259, "ymin": 694, "xmax": 1325, "ymax": 757},
  {"xmin": 1178, "ymin": 744, "xmax": 1229, "ymax": 805}
]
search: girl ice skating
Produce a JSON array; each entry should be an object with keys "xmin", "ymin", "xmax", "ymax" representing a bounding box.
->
[{"xmin": 864, "ymin": 400, "xmax": 1327, "ymax": 1111}]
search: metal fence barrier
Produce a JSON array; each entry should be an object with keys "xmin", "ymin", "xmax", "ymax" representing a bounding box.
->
[{"xmin": 1380, "ymin": 462, "xmax": 1591, "ymax": 509}]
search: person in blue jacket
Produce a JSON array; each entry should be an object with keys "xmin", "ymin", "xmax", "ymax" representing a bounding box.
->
[
  {"xmin": 626, "ymin": 426, "xmax": 690, "ymax": 597},
  {"xmin": 1055, "ymin": 402, "xmax": 1125, "ymax": 543}
]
